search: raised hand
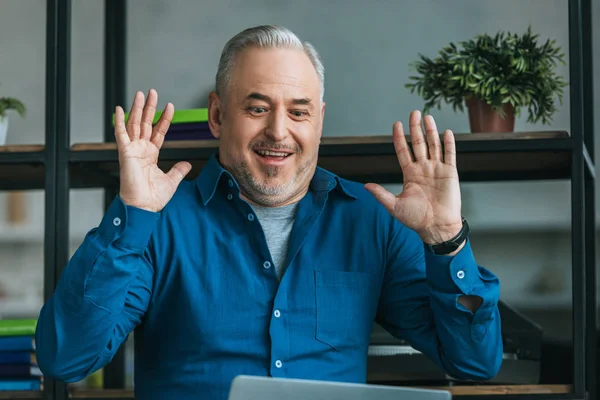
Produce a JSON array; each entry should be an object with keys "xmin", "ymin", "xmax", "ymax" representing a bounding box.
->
[
  {"xmin": 115, "ymin": 89, "xmax": 192, "ymax": 213},
  {"xmin": 365, "ymin": 110, "xmax": 463, "ymax": 245}
]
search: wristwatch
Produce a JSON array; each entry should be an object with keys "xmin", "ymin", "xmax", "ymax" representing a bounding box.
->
[{"xmin": 424, "ymin": 217, "xmax": 470, "ymax": 255}]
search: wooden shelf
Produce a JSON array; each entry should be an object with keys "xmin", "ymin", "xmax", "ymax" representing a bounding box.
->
[
  {"xmin": 0, "ymin": 144, "xmax": 46, "ymax": 191},
  {"xmin": 419, "ymin": 385, "xmax": 572, "ymax": 395},
  {"xmin": 0, "ymin": 144, "xmax": 45, "ymax": 155},
  {"xmin": 69, "ymin": 390, "xmax": 132, "ymax": 399},
  {"xmin": 68, "ymin": 131, "xmax": 573, "ymax": 189},
  {"xmin": 0, "ymin": 131, "xmax": 576, "ymax": 190}
]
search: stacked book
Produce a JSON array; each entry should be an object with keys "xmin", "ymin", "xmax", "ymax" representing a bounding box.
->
[
  {"xmin": 116, "ymin": 108, "xmax": 213, "ymax": 141},
  {"xmin": 0, "ymin": 319, "xmax": 42, "ymax": 391}
]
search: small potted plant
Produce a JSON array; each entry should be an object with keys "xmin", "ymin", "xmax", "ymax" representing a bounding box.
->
[
  {"xmin": 0, "ymin": 96, "xmax": 26, "ymax": 145},
  {"xmin": 405, "ymin": 26, "xmax": 567, "ymax": 133}
]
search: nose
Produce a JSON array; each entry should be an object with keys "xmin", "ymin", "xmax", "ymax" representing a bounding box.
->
[{"xmin": 264, "ymin": 108, "xmax": 288, "ymax": 142}]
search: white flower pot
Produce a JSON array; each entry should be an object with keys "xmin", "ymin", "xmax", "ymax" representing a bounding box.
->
[{"xmin": 0, "ymin": 116, "xmax": 7, "ymax": 146}]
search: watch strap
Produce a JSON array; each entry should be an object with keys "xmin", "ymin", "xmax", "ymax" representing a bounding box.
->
[{"xmin": 424, "ymin": 218, "xmax": 469, "ymax": 255}]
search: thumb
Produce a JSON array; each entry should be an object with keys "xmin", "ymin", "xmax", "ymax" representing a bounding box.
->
[
  {"xmin": 364, "ymin": 183, "xmax": 397, "ymax": 214},
  {"xmin": 166, "ymin": 161, "xmax": 193, "ymax": 186}
]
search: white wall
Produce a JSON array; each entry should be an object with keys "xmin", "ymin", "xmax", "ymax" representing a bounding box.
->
[{"xmin": 0, "ymin": 0, "xmax": 598, "ymax": 335}]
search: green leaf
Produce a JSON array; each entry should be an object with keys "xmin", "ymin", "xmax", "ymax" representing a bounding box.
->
[
  {"xmin": 403, "ymin": 25, "xmax": 565, "ymax": 125},
  {"xmin": 0, "ymin": 97, "xmax": 26, "ymax": 118}
]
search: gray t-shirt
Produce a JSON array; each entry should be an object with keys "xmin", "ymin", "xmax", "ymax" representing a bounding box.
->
[{"xmin": 251, "ymin": 202, "xmax": 298, "ymax": 280}]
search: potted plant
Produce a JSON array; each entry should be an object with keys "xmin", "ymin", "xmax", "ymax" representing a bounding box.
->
[
  {"xmin": 0, "ymin": 96, "xmax": 26, "ymax": 145},
  {"xmin": 405, "ymin": 26, "xmax": 567, "ymax": 133}
]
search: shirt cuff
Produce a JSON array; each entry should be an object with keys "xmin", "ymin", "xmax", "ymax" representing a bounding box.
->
[
  {"xmin": 425, "ymin": 238, "xmax": 480, "ymax": 295},
  {"xmin": 96, "ymin": 196, "xmax": 160, "ymax": 250}
]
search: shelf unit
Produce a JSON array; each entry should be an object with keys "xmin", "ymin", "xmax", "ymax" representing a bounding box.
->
[{"xmin": 0, "ymin": 0, "xmax": 594, "ymax": 399}]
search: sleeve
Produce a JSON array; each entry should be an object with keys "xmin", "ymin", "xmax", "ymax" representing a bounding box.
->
[
  {"xmin": 375, "ymin": 218, "xmax": 503, "ymax": 381},
  {"xmin": 35, "ymin": 196, "xmax": 160, "ymax": 383}
]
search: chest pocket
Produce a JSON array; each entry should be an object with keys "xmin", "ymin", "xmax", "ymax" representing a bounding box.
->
[{"xmin": 314, "ymin": 269, "xmax": 378, "ymax": 351}]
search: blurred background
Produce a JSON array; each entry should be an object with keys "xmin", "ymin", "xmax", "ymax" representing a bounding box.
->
[{"xmin": 0, "ymin": 0, "xmax": 597, "ymax": 391}]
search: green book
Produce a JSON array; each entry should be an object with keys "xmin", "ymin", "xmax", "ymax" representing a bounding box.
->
[
  {"xmin": 0, "ymin": 319, "xmax": 37, "ymax": 336},
  {"xmin": 113, "ymin": 108, "xmax": 208, "ymax": 125}
]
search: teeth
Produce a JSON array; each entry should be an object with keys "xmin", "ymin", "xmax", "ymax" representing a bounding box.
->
[{"xmin": 256, "ymin": 150, "xmax": 289, "ymax": 157}]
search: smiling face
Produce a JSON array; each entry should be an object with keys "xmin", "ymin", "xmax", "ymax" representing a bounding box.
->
[{"xmin": 208, "ymin": 46, "xmax": 325, "ymax": 207}]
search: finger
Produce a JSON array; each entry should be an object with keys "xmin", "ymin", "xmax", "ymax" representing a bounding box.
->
[
  {"xmin": 151, "ymin": 102, "xmax": 174, "ymax": 149},
  {"xmin": 113, "ymin": 106, "xmax": 131, "ymax": 147},
  {"xmin": 126, "ymin": 91, "xmax": 144, "ymax": 140},
  {"xmin": 166, "ymin": 161, "xmax": 193, "ymax": 186},
  {"xmin": 443, "ymin": 129, "xmax": 457, "ymax": 167},
  {"xmin": 364, "ymin": 183, "xmax": 397, "ymax": 215},
  {"xmin": 409, "ymin": 110, "xmax": 428, "ymax": 161},
  {"xmin": 423, "ymin": 114, "xmax": 442, "ymax": 161},
  {"xmin": 392, "ymin": 121, "xmax": 413, "ymax": 169},
  {"xmin": 140, "ymin": 89, "xmax": 158, "ymax": 140}
]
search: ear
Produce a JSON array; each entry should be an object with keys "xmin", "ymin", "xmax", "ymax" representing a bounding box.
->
[
  {"xmin": 208, "ymin": 91, "xmax": 223, "ymax": 139},
  {"xmin": 318, "ymin": 101, "xmax": 326, "ymax": 140}
]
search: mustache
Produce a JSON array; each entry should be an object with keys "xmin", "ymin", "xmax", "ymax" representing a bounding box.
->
[{"xmin": 249, "ymin": 140, "xmax": 301, "ymax": 153}]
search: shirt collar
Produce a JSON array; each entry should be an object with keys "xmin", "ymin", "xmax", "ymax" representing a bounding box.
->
[{"xmin": 196, "ymin": 153, "xmax": 358, "ymax": 205}]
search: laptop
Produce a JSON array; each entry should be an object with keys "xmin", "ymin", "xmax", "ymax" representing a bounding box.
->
[{"xmin": 228, "ymin": 375, "xmax": 452, "ymax": 400}]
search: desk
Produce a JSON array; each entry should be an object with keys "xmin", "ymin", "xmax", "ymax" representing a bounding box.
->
[
  {"xmin": 0, "ymin": 385, "xmax": 574, "ymax": 399},
  {"xmin": 70, "ymin": 385, "xmax": 573, "ymax": 397}
]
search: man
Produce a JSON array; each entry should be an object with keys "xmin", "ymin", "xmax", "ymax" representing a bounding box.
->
[{"xmin": 36, "ymin": 25, "xmax": 502, "ymax": 399}]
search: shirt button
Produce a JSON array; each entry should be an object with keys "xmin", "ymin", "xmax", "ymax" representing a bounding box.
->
[
  {"xmin": 228, "ymin": 179, "xmax": 234, "ymax": 187},
  {"xmin": 457, "ymin": 270, "xmax": 465, "ymax": 279},
  {"xmin": 274, "ymin": 309, "xmax": 281, "ymax": 318},
  {"xmin": 275, "ymin": 360, "xmax": 282, "ymax": 368},
  {"xmin": 248, "ymin": 213, "xmax": 255, "ymax": 221},
  {"xmin": 113, "ymin": 217, "xmax": 121, "ymax": 226},
  {"xmin": 227, "ymin": 194, "xmax": 233, "ymax": 200},
  {"xmin": 263, "ymin": 261, "xmax": 271, "ymax": 270}
]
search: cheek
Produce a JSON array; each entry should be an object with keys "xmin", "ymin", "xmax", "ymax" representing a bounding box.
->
[
  {"xmin": 224, "ymin": 119, "xmax": 263, "ymax": 152},
  {"xmin": 295, "ymin": 126, "xmax": 320, "ymax": 153}
]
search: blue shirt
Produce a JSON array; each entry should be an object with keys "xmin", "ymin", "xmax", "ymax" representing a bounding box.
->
[{"xmin": 36, "ymin": 154, "xmax": 502, "ymax": 400}]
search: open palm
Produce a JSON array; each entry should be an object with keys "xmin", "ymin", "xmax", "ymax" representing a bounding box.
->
[
  {"xmin": 115, "ymin": 90, "xmax": 192, "ymax": 213},
  {"xmin": 365, "ymin": 111, "xmax": 463, "ymax": 244}
]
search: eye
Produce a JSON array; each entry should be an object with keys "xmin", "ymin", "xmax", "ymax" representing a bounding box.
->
[
  {"xmin": 290, "ymin": 110, "xmax": 308, "ymax": 118},
  {"xmin": 248, "ymin": 107, "xmax": 267, "ymax": 114}
]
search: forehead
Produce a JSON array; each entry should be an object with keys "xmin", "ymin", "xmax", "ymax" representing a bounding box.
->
[{"xmin": 228, "ymin": 47, "xmax": 321, "ymax": 100}]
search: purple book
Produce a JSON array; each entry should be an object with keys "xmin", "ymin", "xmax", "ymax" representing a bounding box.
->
[
  {"xmin": 0, "ymin": 364, "xmax": 42, "ymax": 377},
  {"xmin": 167, "ymin": 122, "xmax": 210, "ymax": 133},
  {"xmin": 164, "ymin": 121, "xmax": 214, "ymax": 140},
  {"xmin": 165, "ymin": 130, "xmax": 216, "ymax": 141}
]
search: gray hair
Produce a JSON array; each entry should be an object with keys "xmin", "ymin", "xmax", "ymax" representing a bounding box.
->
[{"xmin": 215, "ymin": 25, "xmax": 325, "ymax": 102}]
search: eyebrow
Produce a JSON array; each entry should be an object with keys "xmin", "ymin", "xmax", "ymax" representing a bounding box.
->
[{"xmin": 246, "ymin": 92, "xmax": 313, "ymax": 107}]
